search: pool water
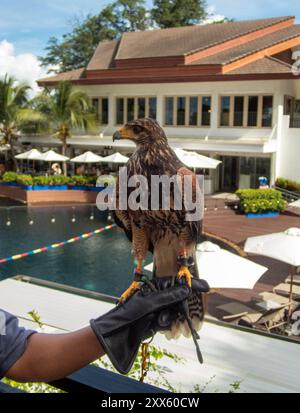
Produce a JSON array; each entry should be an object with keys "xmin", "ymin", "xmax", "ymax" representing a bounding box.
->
[{"xmin": 0, "ymin": 206, "xmax": 151, "ymax": 297}]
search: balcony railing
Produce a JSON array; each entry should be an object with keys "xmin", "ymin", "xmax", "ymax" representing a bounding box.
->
[{"xmin": 0, "ymin": 364, "xmax": 167, "ymax": 394}]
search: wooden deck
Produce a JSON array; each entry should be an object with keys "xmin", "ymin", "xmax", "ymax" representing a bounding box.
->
[{"xmin": 203, "ymin": 203, "xmax": 300, "ymax": 318}]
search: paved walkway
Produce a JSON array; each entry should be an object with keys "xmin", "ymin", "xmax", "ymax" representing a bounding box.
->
[{"xmin": 203, "ymin": 205, "xmax": 300, "ymax": 319}]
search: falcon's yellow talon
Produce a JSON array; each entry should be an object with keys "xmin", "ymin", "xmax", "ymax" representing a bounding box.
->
[
  {"xmin": 177, "ymin": 266, "xmax": 192, "ymax": 287},
  {"xmin": 119, "ymin": 281, "xmax": 141, "ymax": 302}
]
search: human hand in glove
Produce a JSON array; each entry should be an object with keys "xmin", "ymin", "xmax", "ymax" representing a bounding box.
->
[{"xmin": 90, "ymin": 278, "xmax": 209, "ymax": 374}]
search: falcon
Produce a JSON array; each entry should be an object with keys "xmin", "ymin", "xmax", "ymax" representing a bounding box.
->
[{"xmin": 112, "ymin": 118, "xmax": 206, "ymax": 338}]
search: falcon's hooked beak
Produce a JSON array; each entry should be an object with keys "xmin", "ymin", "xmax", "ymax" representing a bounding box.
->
[{"xmin": 113, "ymin": 127, "xmax": 133, "ymax": 142}]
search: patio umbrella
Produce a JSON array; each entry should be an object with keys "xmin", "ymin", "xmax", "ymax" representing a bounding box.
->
[
  {"xmin": 289, "ymin": 199, "xmax": 300, "ymax": 208},
  {"xmin": 174, "ymin": 148, "xmax": 221, "ymax": 170},
  {"xmin": 15, "ymin": 149, "xmax": 43, "ymax": 160},
  {"xmin": 0, "ymin": 144, "xmax": 10, "ymax": 152},
  {"xmin": 38, "ymin": 150, "xmax": 69, "ymax": 162},
  {"xmin": 15, "ymin": 149, "xmax": 43, "ymax": 173},
  {"xmin": 70, "ymin": 151, "xmax": 103, "ymax": 163},
  {"xmin": 244, "ymin": 227, "xmax": 300, "ymax": 315},
  {"xmin": 100, "ymin": 152, "xmax": 129, "ymax": 164},
  {"xmin": 144, "ymin": 241, "xmax": 268, "ymax": 289}
]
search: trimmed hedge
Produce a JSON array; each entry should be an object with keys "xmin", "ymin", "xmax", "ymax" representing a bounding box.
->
[
  {"xmin": 17, "ymin": 174, "xmax": 34, "ymax": 186},
  {"xmin": 3, "ymin": 172, "xmax": 18, "ymax": 182},
  {"xmin": 275, "ymin": 177, "xmax": 300, "ymax": 193},
  {"xmin": 1, "ymin": 172, "xmax": 98, "ymax": 188},
  {"xmin": 236, "ymin": 189, "xmax": 286, "ymax": 214}
]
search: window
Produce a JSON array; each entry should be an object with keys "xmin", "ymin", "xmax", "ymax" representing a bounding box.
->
[
  {"xmin": 262, "ymin": 96, "xmax": 273, "ymax": 127},
  {"xmin": 189, "ymin": 97, "xmax": 198, "ymax": 126},
  {"xmin": 165, "ymin": 96, "xmax": 212, "ymax": 127},
  {"xmin": 177, "ymin": 97, "xmax": 186, "ymax": 126},
  {"xmin": 116, "ymin": 97, "xmax": 157, "ymax": 124},
  {"xmin": 202, "ymin": 96, "xmax": 211, "ymax": 126},
  {"xmin": 138, "ymin": 98, "xmax": 146, "ymax": 118},
  {"xmin": 165, "ymin": 97, "xmax": 174, "ymax": 125},
  {"xmin": 234, "ymin": 96, "xmax": 244, "ymax": 127},
  {"xmin": 92, "ymin": 98, "xmax": 99, "ymax": 120},
  {"xmin": 219, "ymin": 95, "xmax": 274, "ymax": 128},
  {"xmin": 101, "ymin": 98, "xmax": 109, "ymax": 125},
  {"xmin": 149, "ymin": 97, "xmax": 157, "ymax": 119},
  {"xmin": 127, "ymin": 98, "xmax": 135, "ymax": 122},
  {"xmin": 116, "ymin": 98, "xmax": 124, "ymax": 124},
  {"xmin": 220, "ymin": 96, "xmax": 230, "ymax": 126},
  {"xmin": 248, "ymin": 96, "xmax": 258, "ymax": 127}
]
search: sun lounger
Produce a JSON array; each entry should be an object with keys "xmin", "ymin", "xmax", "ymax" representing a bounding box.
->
[
  {"xmin": 285, "ymin": 275, "xmax": 300, "ymax": 286},
  {"xmin": 218, "ymin": 301, "xmax": 290, "ymax": 332},
  {"xmin": 273, "ymin": 283, "xmax": 300, "ymax": 299}
]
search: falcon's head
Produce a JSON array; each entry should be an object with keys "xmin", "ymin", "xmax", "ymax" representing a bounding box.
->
[{"xmin": 113, "ymin": 118, "xmax": 167, "ymax": 146}]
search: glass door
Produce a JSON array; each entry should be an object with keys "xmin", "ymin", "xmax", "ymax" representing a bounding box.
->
[{"xmin": 220, "ymin": 156, "xmax": 239, "ymax": 191}]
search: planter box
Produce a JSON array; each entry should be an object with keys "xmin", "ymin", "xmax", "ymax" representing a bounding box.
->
[
  {"xmin": 20, "ymin": 185, "xmax": 33, "ymax": 191},
  {"xmin": 90, "ymin": 186, "xmax": 105, "ymax": 193},
  {"xmin": 48, "ymin": 185, "xmax": 69, "ymax": 190},
  {"xmin": 2, "ymin": 182, "xmax": 19, "ymax": 187},
  {"xmin": 33, "ymin": 185, "xmax": 51, "ymax": 191},
  {"xmin": 247, "ymin": 212, "xmax": 280, "ymax": 219},
  {"xmin": 69, "ymin": 185, "xmax": 90, "ymax": 191}
]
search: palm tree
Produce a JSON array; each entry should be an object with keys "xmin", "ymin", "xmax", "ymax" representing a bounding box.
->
[
  {"xmin": 33, "ymin": 81, "xmax": 96, "ymax": 175},
  {"xmin": 0, "ymin": 74, "xmax": 46, "ymax": 170}
]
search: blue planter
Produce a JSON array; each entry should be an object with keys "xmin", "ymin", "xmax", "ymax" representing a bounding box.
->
[
  {"xmin": 20, "ymin": 185, "xmax": 33, "ymax": 191},
  {"xmin": 69, "ymin": 185, "xmax": 90, "ymax": 191},
  {"xmin": 90, "ymin": 186, "xmax": 105, "ymax": 193},
  {"xmin": 247, "ymin": 212, "xmax": 280, "ymax": 219},
  {"xmin": 33, "ymin": 185, "xmax": 51, "ymax": 191},
  {"xmin": 49, "ymin": 185, "xmax": 68, "ymax": 190},
  {"xmin": 2, "ymin": 182, "xmax": 19, "ymax": 187}
]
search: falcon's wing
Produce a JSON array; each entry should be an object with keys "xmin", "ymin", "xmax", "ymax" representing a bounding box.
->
[
  {"xmin": 176, "ymin": 167, "xmax": 204, "ymax": 244},
  {"xmin": 113, "ymin": 175, "xmax": 132, "ymax": 243}
]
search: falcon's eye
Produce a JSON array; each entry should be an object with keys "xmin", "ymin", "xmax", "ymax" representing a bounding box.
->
[{"xmin": 132, "ymin": 125, "xmax": 143, "ymax": 135}]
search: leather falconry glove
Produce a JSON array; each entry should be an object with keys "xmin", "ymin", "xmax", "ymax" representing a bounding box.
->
[{"xmin": 90, "ymin": 283, "xmax": 191, "ymax": 375}]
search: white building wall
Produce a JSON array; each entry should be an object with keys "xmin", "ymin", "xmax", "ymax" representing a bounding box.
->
[
  {"xmin": 75, "ymin": 78, "xmax": 300, "ymax": 185},
  {"xmin": 77, "ymin": 79, "xmax": 293, "ymax": 140},
  {"xmin": 278, "ymin": 115, "xmax": 300, "ymax": 181}
]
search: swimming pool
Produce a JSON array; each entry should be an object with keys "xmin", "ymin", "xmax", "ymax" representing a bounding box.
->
[{"xmin": 0, "ymin": 205, "xmax": 150, "ymax": 296}]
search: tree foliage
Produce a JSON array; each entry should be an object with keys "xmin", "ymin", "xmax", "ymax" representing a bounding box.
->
[
  {"xmin": 40, "ymin": 0, "xmax": 151, "ymax": 72},
  {"xmin": 151, "ymin": 0, "xmax": 207, "ymax": 28}
]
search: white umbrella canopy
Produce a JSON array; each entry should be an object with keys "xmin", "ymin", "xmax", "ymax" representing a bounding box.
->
[
  {"xmin": 0, "ymin": 144, "xmax": 10, "ymax": 152},
  {"xmin": 38, "ymin": 150, "xmax": 69, "ymax": 162},
  {"xmin": 144, "ymin": 241, "xmax": 268, "ymax": 289},
  {"xmin": 290, "ymin": 199, "xmax": 300, "ymax": 208},
  {"xmin": 100, "ymin": 152, "xmax": 129, "ymax": 164},
  {"xmin": 244, "ymin": 227, "xmax": 300, "ymax": 267},
  {"xmin": 174, "ymin": 148, "xmax": 221, "ymax": 170},
  {"xmin": 15, "ymin": 149, "xmax": 43, "ymax": 160},
  {"xmin": 70, "ymin": 151, "xmax": 103, "ymax": 163}
]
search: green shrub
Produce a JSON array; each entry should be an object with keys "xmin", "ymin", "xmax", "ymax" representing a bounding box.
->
[
  {"xmin": 2, "ymin": 171, "xmax": 18, "ymax": 182},
  {"xmin": 49, "ymin": 175, "xmax": 72, "ymax": 186},
  {"xmin": 71, "ymin": 175, "xmax": 88, "ymax": 186},
  {"xmin": 236, "ymin": 189, "xmax": 286, "ymax": 214},
  {"xmin": 33, "ymin": 176, "xmax": 50, "ymax": 186},
  {"xmin": 16, "ymin": 174, "xmax": 33, "ymax": 186},
  {"xmin": 70, "ymin": 175, "xmax": 97, "ymax": 186},
  {"xmin": 275, "ymin": 177, "xmax": 300, "ymax": 193}
]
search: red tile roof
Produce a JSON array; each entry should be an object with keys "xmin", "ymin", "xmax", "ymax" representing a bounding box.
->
[
  {"xmin": 87, "ymin": 40, "xmax": 119, "ymax": 70},
  {"xmin": 38, "ymin": 16, "xmax": 300, "ymax": 85},
  {"xmin": 115, "ymin": 16, "xmax": 293, "ymax": 59},
  {"xmin": 226, "ymin": 56, "xmax": 292, "ymax": 74},
  {"xmin": 192, "ymin": 24, "xmax": 300, "ymax": 65}
]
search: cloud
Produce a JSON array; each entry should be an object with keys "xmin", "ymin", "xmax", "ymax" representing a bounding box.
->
[
  {"xmin": 203, "ymin": 5, "xmax": 226, "ymax": 24},
  {"xmin": 0, "ymin": 40, "xmax": 49, "ymax": 97}
]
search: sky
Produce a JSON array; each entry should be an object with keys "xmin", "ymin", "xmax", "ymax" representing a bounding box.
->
[{"xmin": 0, "ymin": 0, "xmax": 298, "ymax": 93}]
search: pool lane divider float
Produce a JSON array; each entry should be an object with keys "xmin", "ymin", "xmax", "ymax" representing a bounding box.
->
[{"xmin": 0, "ymin": 224, "xmax": 117, "ymax": 264}]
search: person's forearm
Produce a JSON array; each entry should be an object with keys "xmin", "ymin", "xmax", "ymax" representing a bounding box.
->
[{"xmin": 6, "ymin": 326, "xmax": 105, "ymax": 383}]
